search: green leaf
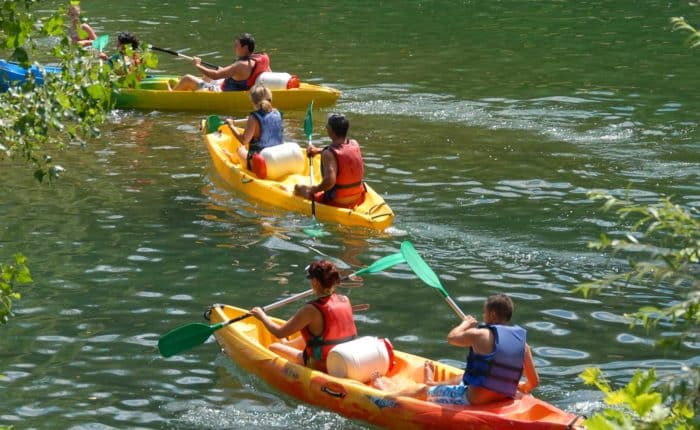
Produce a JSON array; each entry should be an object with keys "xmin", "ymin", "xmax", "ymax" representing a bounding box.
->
[
  {"xmin": 43, "ymin": 14, "xmax": 64, "ymax": 36},
  {"xmin": 584, "ymin": 414, "xmax": 617, "ymax": 430}
]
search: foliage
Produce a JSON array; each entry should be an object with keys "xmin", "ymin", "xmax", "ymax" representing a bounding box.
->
[
  {"xmin": 577, "ymin": 193, "xmax": 699, "ymax": 429},
  {"xmin": 0, "ymin": 0, "xmax": 157, "ymax": 181},
  {"xmin": 580, "ymin": 368, "xmax": 697, "ymax": 430},
  {"xmin": 670, "ymin": 16, "xmax": 700, "ymax": 48},
  {"xmin": 1, "ymin": 253, "xmax": 32, "ymax": 325}
]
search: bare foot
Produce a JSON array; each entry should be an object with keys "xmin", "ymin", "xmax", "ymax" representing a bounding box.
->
[
  {"xmin": 424, "ymin": 361, "xmax": 436, "ymax": 385},
  {"xmin": 371, "ymin": 376, "xmax": 396, "ymax": 391}
]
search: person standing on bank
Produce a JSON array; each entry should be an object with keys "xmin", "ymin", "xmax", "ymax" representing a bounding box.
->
[{"xmin": 294, "ymin": 114, "xmax": 366, "ymax": 208}]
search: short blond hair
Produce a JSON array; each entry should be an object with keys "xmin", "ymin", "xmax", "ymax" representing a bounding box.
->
[{"xmin": 249, "ymin": 84, "xmax": 273, "ymax": 112}]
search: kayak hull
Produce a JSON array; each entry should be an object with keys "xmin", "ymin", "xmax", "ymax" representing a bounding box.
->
[
  {"xmin": 0, "ymin": 59, "xmax": 60, "ymax": 90},
  {"xmin": 0, "ymin": 60, "xmax": 340, "ymax": 112},
  {"xmin": 209, "ymin": 305, "xmax": 583, "ymax": 430},
  {"xmin": 114, "ymin": 75, "xmax": 341, "ymax": 113},
  {"xmin": 203, "ymin": 121, "xmax": 394, "ymax": 231}
]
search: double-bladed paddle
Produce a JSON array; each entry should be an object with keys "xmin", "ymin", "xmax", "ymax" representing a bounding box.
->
[
  {"xmin": 157, "ymin": 251, "xmax": 406, "ymax": 357},
  {"xmin": 400, "ymin": 241, "xmax": 467, "ymax": 320},
  {"xmin": 150, "ymin": 45, "xmax": 220, "ymax": 69}
]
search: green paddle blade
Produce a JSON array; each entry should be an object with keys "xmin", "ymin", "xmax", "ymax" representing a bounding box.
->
[
  {"xmin": 303, "ymin": 226, "xmax": 328, "ymax": 237},
  {"xmin": 206, "ymin": 115, "xmax": 223, "ymax": 134},
  {"xmin": 353, "ymin": 252, "xmax": 405, "ymax": 276},
  {"xmin": 158, "ymin": 321, "xmax": 223, "ymax": 357},
  {"xmin": 303, "ymin": 100, "xmax": 314, "ymax": 139},
  {"xmin": 92, "ymin": 34, "xmax": 109, "ymax": 52},
  {"xmin": 302, "ymin": 217, "xmax": 328, "ymax": 237},
  {"xmin": 400, "ymin": 241, "xmax": 449, "ymax": 298}
]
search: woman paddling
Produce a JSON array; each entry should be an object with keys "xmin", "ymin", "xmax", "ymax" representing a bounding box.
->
[
  {"xmin": 225, "ymin": 84, "xmax": 284, "ymax": 171},
  {"xmin": 250, "ymin": 260, "xmax": 357, "ymax": 372}
]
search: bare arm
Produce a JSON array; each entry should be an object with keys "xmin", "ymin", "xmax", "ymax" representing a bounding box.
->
[
  {"xmin": 446, "ymin": 315, "xmax": 479, "ymax": 347},
  {"xmin": 294, "ymin": 149, "xmax": 337, "ymax": 199},
  {"xmin": 250, "ymin": 304, "xmax": 315, "ymax": 339},
  {"xmin": 227, "ymin": 115, "xmax": 258, "ymax": 146},
  {"xmin": 518, "ymin": 344, "xmax": 540, "ymax": 394},
  {"xmin": 194, "ymin": 58, "xmax": 249, "ymax": 80},
  {"xmin": 81, "ymin": 23, "xmax": 97, "ymax": 40},
  {"xmin": 313, "ymin": 149, "xmax": 338, "ymax": 192}
]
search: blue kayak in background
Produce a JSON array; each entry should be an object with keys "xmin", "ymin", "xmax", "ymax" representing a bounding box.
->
[{"xmin": 0, "ymin": 59, "xmax": 61, "ymax": 91}]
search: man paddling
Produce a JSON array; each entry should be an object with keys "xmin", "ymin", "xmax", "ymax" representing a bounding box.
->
[
  {"xmin": 169, "ymin": 33, "xmax": 270, "ymax": 91},
  {"xmin": 374, "ymin": 294, "xmax": 539, "ymax": 406},
  {"xmin": 294, "ymin": 113, "xmax": 366, "ymax": 208}
]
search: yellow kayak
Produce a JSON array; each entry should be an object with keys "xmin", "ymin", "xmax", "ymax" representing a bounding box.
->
[
  {"xmin": 202, "ymin": 119, "xmax": 395, "ymax": 231},
  {"xmin": 114, "ymin": 75, "xmax": 340, "ymax": 113},
  {"xmin": 209, "ymin": 304, "xmax": 584, "ymax": 430}
]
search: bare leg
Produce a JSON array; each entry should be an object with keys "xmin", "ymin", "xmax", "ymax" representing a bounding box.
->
[
  {"xmin": 371, "ymin": 365, "xmax": 430, "ymax": 399},
  {"xmin": 283, "ymin": 336, "xmax": 305, "ymax": 349},
  {"xmin": 424, "ymin": 360, "xmax": 436, "ymax": 385},
  {"xmin": 237, "ymin": 145, "xmax": 248, "ymax": 166},
  {"xmin": 170, "ymin": 74, "xmax": 201, "ymax": 91},
  {"xmin": 269, "ymin": 342, "xmax": 304, "ymax": 365}
]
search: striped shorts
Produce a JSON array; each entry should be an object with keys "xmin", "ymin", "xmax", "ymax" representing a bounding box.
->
[{"xmin": 426, "ymin": 383, "xmax": 469, "ymax": 405}]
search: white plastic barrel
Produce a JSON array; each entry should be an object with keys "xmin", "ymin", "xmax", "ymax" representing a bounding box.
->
[
  {"xmin": 255, "ymin": 72, "xmax": 293, "ymax": 90},
  {"xmin": 253, "ymin": 142, "xmax": 305, "ymax": 180},
  {"xmin": 326, "ymin": 336, "xmax": 394, "ymax": 383}
]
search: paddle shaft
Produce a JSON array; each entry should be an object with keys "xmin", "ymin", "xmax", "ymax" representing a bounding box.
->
[
  {"xmin": 217, "ymin": 254, "xmax": 400, "ymax": 326},
  {"xmin": 221, "ymin": 288, "xmax": 315, "ymax": 327},
  {"xmin": 445, "ymin": 296, "xmax": 467, "ymax": 320},
  {"xmin": 308, "ymin": 136, "xmax": 317, "ymax": 219},
  {"xmin": 400, "ymin": 240, "xmax": 468, "ymax": 321},
  {"xmin": 157, "ymin": 252, "xmax": 404, "ymax": 357},
  {"xmin": 150, "ymin": 46, "xmax": 220, "ymax": 69}
]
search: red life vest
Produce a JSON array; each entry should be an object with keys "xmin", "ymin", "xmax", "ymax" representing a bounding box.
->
[
  {"xmin": 320, "ymin": 139, "xmax": 365, "ymax": 206},
  {"xmin": 246, "ymin": 53, "xmax": 271, "ymax": 88},
  {"xmin": 302, "ymin": 294, "xmax": 357, "ymax": 372}
]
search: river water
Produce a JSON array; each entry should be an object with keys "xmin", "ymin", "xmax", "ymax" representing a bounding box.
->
[{"xmin": 2, "ymin": 1, "xmax": 699, "ymax": 428}]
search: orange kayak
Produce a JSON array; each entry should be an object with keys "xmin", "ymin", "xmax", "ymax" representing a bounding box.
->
[{"xmin": 209, "ymin": 304, "xmax": 584, "ymax": 430}]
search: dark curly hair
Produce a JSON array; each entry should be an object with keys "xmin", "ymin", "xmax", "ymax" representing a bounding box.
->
[
  {"xmin": 306, "ymin": 260, "xmax": 341, "ymax": 290},
  {"xmin": 117, "ymin": 31, "xmax": 139, "ymax": 50}
]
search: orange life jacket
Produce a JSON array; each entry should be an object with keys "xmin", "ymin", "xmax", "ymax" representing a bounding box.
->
[
  {"xmin": 302, "ymin": 294, "xmax": 357, "ymax": 372},
  {"xmin": 246, "ymin": 53, "xmax": 271, "ymax": 88},
  {"xmin": 319, "ymin": 139, "xmax": 365, "ymax": 207}
]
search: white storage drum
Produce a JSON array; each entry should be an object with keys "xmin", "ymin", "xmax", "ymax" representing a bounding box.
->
[
  {"xmin": 326, "ymin": 336, "xmax": 395, "ymax": 383},
  {"xmin": 251, "ymin": 142, "xmax": 305, "ymax": 180},
  {"xmin": 255, "ymin": 72, "xmax": 300, "ymax": 90}
]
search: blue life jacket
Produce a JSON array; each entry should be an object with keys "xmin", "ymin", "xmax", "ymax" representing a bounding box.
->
[
  {"xmin": 246, "ymin": 109, "xmax": 284, "ymax": 168},
  {"xmin": 250, "ymin": 109, "xmax": 283, "ymax": 151},
  {"xmin": 463, "ymin": 324, "xmax": 526, "ymax": 397}
]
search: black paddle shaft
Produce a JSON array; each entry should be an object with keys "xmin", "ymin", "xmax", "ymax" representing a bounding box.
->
[{"xmin": 150, "ymin": 46, "xmax": 220, "ymax": 69}]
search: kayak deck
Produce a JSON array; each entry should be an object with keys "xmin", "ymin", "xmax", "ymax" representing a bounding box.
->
[
  {"xmin": 209, "ymin": 304, "xmax": 584, "ymax": 430},
  {"xmin": 115, "ymin": 75, "xmax": 341, "ymax": 113},
  {"xmin": 202, "ymin": 121, "xmax": 395, "ymax": 231}
]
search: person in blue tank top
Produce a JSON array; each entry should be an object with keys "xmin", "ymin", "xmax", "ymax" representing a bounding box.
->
[
  {"xmin": 224, "ymin": 84, "xmax": 284, "ymax": 169},
  {"xmin": 373, "ymin": 294, "xmax": 539, "ymax": 406}
]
